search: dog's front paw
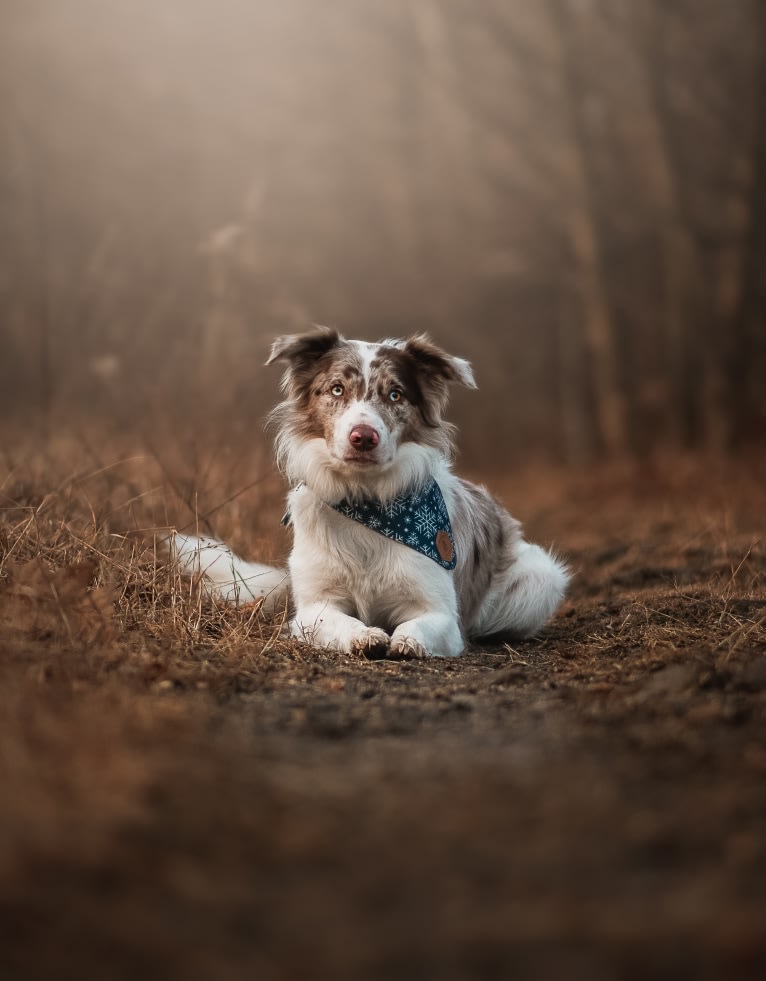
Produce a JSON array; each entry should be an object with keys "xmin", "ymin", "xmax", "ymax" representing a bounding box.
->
[
  {"xmin": 391, "ymin": 617, "xmax": 464, "ymax": 658},
  {"xmin": 388, "ymin": 635, "xmax": 429, "ymax": 660},
  {"xmin": 350, "ymin": 627, "xmax": 391, "ymax": 660}
]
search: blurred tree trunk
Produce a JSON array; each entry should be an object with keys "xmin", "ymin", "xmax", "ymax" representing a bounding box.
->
[
  {"xmin": 411, "ymin": 0, "xmax": 480, "ymax": 328},
  {"xmin": 641, "ymin": 2, "xmax": 729, "ymax": 450},
  {"xmin": 556, "ymin": 286, "xmax": 593, "ymax": 462},
  {"xmin": 547, "ymin": 0, "xmax": 628, "ymax": 456},
  {"xmin": 631, "ymin": 4, "xmax": 695, "ymax": 449},
  {"xmin": 727, "ymin": 2, "xmax": 766, "ymax": 446}
]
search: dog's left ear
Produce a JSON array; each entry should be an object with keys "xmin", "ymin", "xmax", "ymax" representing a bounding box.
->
[
  {"xmin": 266, "ymin": 325, "xmax": 342, "ymax": 367},
  {"xmin": 402, "ymin": 334, "xmax": 477, "ymax": 390}
]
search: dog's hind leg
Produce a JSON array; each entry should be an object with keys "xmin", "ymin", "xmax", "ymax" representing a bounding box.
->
[{"xmin": 468, "ymin": 543, "xmax": 569, "ymax": 640}]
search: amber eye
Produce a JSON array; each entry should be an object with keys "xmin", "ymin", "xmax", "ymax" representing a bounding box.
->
[
  {"xmin": 388, "ymin": 388, "xmax": 403, "ymax": 403},
  {"xmin": 330, "ymin": 383, "xmax": 344, "ymax": 398}
]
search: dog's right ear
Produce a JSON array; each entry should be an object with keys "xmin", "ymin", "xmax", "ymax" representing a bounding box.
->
[{"xmin": 266, "ymin": 326, "xmax": 342, "ymax": 367}]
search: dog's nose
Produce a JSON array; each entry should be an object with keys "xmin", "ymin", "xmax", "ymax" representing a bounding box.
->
[{"xmin": 348, "ymin": 424, "xmax": 380, "ymax": 452}]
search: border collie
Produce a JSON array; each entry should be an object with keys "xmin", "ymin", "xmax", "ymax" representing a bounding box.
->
[{"xmin": 169, "ymin": 328, "xmax": 569, "ymax": 658}]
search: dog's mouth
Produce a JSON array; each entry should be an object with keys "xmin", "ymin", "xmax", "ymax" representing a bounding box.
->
[
  {"xmin": 341, "ymin": 451, "xmax": 383, "ymax": 466},
  {"xmin": 335, "ymin": 443, "xmax": 393, "ymax": 468}
]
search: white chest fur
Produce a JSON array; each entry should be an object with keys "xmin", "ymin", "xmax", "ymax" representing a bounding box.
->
[{"xmin": 287, "ymin": 484, "xmax": 459, "ymax": 637}]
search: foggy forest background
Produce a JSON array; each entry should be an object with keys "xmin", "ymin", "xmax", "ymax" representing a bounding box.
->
[{"xmin": 2, "ymin": 0, "xmax": 765, "ymax": 465}]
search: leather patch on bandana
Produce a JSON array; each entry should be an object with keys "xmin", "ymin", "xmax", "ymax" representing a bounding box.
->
[{"xmin": 435, "ymin": 529, "xmax": 455, "ymax": 564}]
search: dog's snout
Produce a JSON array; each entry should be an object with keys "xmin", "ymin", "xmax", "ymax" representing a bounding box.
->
[{"xmin": 348, "ymin": 424, "xmax": 379, "ymax": 452}]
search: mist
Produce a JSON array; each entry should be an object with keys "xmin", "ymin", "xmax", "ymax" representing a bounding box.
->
[{"xmin": 2, "ymin": 0, "xmax": 765, "ymax": 462}]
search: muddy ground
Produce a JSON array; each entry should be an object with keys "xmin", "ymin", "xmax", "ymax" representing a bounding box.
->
[{"xmin": 1, "ymin": 440, "xmax": 765, "ymax": 980}]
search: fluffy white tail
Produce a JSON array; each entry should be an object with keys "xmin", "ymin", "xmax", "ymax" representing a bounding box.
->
[{"xmin": 166, "ymin": 533, "xmax": 289, "ymax": 613}]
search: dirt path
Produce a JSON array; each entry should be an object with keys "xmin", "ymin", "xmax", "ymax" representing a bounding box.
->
[{"xmin": 1, "ymin": 453, "xmax": 765, "ymax": 979}]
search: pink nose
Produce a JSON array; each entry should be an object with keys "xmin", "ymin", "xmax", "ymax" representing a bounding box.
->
[{"xmin": 349, "ymin": 424, "xmax": 380, "ymax": 452}]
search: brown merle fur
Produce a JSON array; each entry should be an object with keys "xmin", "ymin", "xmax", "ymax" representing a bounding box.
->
[
  {"xmin": 450, "ymin": 478, "xmax": 520, "ymax": 629},
  {"xmin": 267, "ymin": 329, "xmax": 462, "ymax": 464}
]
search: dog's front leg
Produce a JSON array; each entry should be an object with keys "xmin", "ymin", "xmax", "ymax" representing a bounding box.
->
[
  {"xmin": 390, "ymin": 612, "xmax": 464, "ymax": 659},
  {"xmin": 291, "ymin": 602, "xmax": 390, "ymax": 658}
]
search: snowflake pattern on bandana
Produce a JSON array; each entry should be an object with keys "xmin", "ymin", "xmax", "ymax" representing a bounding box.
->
[{"xmin": 330, "ymin": 478, "xmax": 457, "ymax": 570}]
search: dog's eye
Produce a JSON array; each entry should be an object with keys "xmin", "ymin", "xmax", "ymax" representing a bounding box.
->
[
  {"xmin": 330, "ymin": 383, "xmax": 344, "ymax": 398},
  {"xmin": 388, "ymin": 388, "xmax": 403, "ymax": 403}
]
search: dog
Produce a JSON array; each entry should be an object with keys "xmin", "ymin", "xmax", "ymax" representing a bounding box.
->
[{"xmin": 169, "ymin": 328, "xmax": 569, "ymax": 658}]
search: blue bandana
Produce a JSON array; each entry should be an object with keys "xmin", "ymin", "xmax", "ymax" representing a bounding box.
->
[{"xmin": 330, "ymin": 477, "xmax": 457, "ymax": 570}]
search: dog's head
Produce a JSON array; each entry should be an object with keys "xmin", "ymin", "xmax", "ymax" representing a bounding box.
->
[{"xmin": 266, "ymin": 327, "xmax": 475, "ymax": 494}]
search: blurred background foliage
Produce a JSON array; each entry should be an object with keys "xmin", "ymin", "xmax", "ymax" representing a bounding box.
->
[{"xmin": 1, "ymin": 0, "xmax": 764, "ymax": 464}]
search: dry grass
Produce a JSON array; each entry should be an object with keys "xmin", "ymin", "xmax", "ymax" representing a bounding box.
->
[
  {"xmin": 0, "ymin": 423, "xmax": 290, "ymax": 662},
  {"xmin": 1, "ymin": 428, "xmax": 765, "ymax": 980}
]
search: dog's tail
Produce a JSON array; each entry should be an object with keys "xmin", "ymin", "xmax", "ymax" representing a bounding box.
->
[{"xmin": 165, "ymin": 532, "xmax": 290, "ymax": 614}]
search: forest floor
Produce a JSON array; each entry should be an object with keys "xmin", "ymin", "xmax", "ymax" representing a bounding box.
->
[{"xmin": 1, "ymin": 429, "xmax": 765, "ymax": 980}]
